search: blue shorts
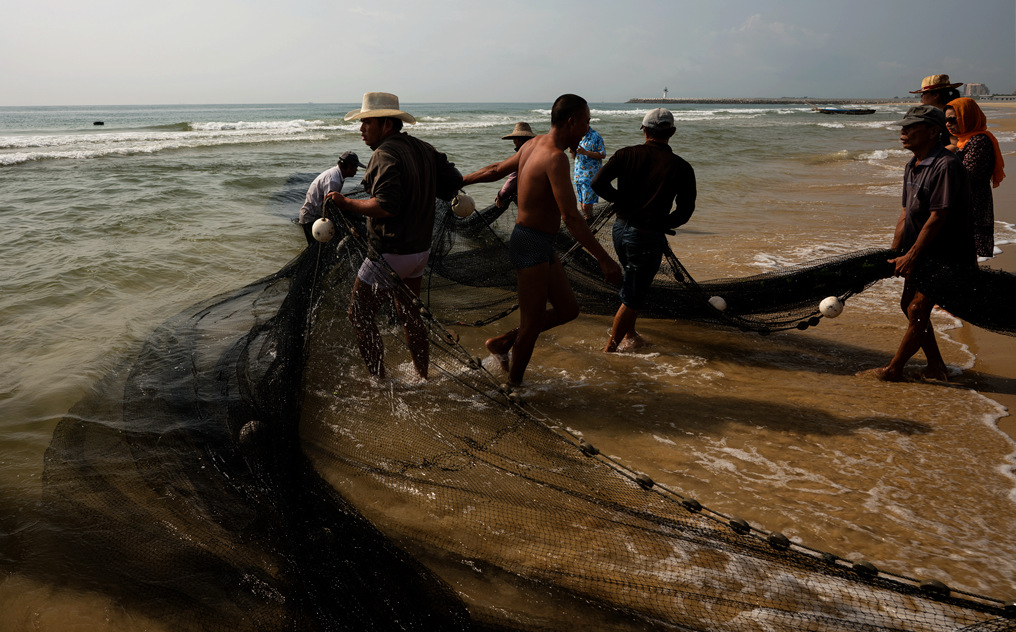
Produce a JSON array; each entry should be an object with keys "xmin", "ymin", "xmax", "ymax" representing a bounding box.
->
[
  {"xmin": 575, "ymin": 180, "xmax": 598, "ymax": 205},
  {"xmin": 612, "ymin": 219, "xmax": 666, "ymax": 310},
  {"xmin": 509, "ymin": 224, "xmax": 557, "ymax": 270}
]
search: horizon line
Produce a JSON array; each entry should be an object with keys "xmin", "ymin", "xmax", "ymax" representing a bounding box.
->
[{"xmin": 4, "ymin": 95, "xmax": 1014, "ymax": 108}]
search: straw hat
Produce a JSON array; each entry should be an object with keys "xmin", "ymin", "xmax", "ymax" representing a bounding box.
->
[
  {"xmin": 344, "ymin": 92, "xmax": 417, "ymax": 124},
  {"xmin": 501, "ymin": 121, "xmax": 536, "ymax": 140},
  {"xmin": 909, "ymin": 74, "xmax": 963, "ymax": 94}
]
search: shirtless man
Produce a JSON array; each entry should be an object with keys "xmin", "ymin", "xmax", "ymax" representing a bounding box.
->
[{"xmin": 462, "ymin": 94, "xmax": 622, "ymax": 386}]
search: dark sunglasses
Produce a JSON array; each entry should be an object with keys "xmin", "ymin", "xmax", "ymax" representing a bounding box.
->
[{"xmin": 945, "ymin": 116, "xmax": 958, "ymax": 124}]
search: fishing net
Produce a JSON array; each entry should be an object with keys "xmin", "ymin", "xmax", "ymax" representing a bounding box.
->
[
  {"xmin": 429, "ymin": 196, "xmax": 1016, "ymax": 338},
  {"xmin": 15, "ymin": 189, "xmax": 1016, "ymax": 630}
]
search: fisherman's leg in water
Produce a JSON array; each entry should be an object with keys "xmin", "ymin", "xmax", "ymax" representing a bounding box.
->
[
  {"xmin": 393, "ymin": 275, "xmax": 429, "ymax": 380},
  {"xmin": 606, "ymin": 222, "xmax": 662, "ymax": 352},
  {"xmin": 504, "ymin": 258, "xmax": 579, "ymax": 385},
  {"xmin": 349, "ymin": 278, "xmax": 387, "ymax": 378},
  {"xmin": 605, "ymin": 304, "xmax": 639, "ymax": 352},
  {"xmin": 860, "ymin": 282, "xmax": 945, "ymax": 382}
]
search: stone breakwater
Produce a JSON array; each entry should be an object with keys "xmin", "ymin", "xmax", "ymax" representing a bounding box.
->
[{"xmin": 626, "ymin": 97, "xmax": 912, "ymax": 105}]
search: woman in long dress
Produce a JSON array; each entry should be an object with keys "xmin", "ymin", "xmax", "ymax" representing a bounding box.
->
[{"xmin": 945, "ymin": 98, "xmax": 1006, "ymax": 258}]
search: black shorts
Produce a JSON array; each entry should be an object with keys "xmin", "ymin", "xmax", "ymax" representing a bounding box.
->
[{"xmin": 509, "ymin": 224, "xmax": 557, "ymax": 270}]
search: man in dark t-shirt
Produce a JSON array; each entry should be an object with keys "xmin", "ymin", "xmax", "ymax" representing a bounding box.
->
[
  {"xmin": 327, "ymin": 92, "xmax": 462, "ymax": 380},
  {"xmin": 859, "ymin": 105, "xmax": 974, "ymax": 382},
  {"xmin": 592, "ymin": 108, "xmax": 697, "ymax": 352}
]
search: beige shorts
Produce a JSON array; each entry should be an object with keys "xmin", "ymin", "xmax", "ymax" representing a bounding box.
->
[{"xmin": 357, "ymin": 250, "xmax": 430, "ymax": 288}]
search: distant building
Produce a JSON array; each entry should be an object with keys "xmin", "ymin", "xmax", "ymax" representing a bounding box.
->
[
  {"xmin": 663, "ymin": 87, "xmax": 669, "ymax": 99},
  {"xmin": 964, "ymin": 83, "xmax": 990, "ymax": 97}
]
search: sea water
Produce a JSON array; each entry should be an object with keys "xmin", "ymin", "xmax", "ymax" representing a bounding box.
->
[{"xmin": 2, "ymin": 102, "xmax": 1016, "ymax": 626}]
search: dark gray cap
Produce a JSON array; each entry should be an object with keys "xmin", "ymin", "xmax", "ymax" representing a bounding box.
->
[
  {"xmin": 339, "ymin": 151, "xmax": 367, "ymax": 168},
  {"xmin": 641, "ymin": 108, "xmax": 675, "ymax": 131},
  {"xmin": 892, "ymin": 105, "xmax": 946, "ymax": 129}
]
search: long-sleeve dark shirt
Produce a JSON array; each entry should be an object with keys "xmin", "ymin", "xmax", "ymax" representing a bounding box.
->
[
  {"xmin": 591, "ymin": 141, "xmax": 696, "ymax": 232},
  {"xmin": 363, "ymin": 132, "xmax": 462, "ymax": 255}
]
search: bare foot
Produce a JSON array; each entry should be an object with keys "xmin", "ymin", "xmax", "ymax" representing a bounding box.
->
[
  {"xmin": 486, "ymin": 338, "xmax": 512, "ymax": 373},
  {"xmin": 856, "ymin": 366, "xmax": 902, "ymax": 382},
  {"xmin": 618, "ymin": 332, "xmax": 649, "ymax": 352},
  {"xmin": 919, "ymin": 365, "xmax": 950, "ymax": 381}
]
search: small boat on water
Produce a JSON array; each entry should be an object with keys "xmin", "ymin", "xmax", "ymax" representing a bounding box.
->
[{"xmin": 812, "ymin": 105, "xmax": 876, "ymax": 115}]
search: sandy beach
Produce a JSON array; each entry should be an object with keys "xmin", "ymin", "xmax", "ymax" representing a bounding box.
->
[{"xmin": 950, "ymin": 102, "xmax": 1016, "ymax": 441}]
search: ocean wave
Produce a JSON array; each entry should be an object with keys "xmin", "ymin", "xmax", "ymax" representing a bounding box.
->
[
  {"xmin": 543, "ymin": 106, "xmax": 799, "ymax": 122},
  {"xmin": 148, "ymin": 122, "xmax": 193, "ymax": 132},
  {"xmin": 189, "ymin": 119, "xmax": 330, "ymax": 131},
  {"xmin": 0, "ymin": 127, "xmax": 332, "ymax": 167},
  {"xmin": 995, "ymin": 221, "xmax": 1016, "ymax": 246},
  {"xmin": 801, "ymin": 148, "xmax": 909, "ymax": 165},
  {"xmin": 857, "ymin": 148, "xmax": 911, "ymax": 161},
  {"xmin": 0, "ymin": 118, "xmax": 359, "ymax": 166},
  {"xmin": 412, "ymin": 114, "xmax": 551, "ymax": 133},
  {"xmin": 865, "ymin": 184, "xmax": 903, "ymax": 197}
]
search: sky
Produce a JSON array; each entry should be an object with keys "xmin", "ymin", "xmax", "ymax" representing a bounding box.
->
[{"xmin": 2, "ymin": 0, "xmax": 1013, "ymax": 105}]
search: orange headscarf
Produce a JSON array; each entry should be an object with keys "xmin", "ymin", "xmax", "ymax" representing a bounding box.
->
[{"xmin": 947, "ymin": 97, "xmax": 1006, "ymax": 187}]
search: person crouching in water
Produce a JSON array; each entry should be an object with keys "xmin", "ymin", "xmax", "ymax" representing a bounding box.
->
[{"xmin": 591, "ymin": 108, "xmax": 696, "ymax": 352}]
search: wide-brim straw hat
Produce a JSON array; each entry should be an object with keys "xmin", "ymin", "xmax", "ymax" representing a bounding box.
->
[
  {"xmin": 910, "ymin": 74, "xmax": 964, "ymax": 94},
  {"xmin": 502, "ymin": 121, "xmax": 536, "ymax": 140},
  {"xmin": 344, "ymin": 92, "xmax": 417, "ymax": 124}
]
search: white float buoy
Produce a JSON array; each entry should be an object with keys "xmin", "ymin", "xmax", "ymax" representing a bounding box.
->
[
  {"xmin": 819, "ymin": 296, "xmax": 844, "ymax": 318},
  {"xmin": 451, "ymin": 193, "xmax": 475, "ymax": 218},
  {"xmin": 708, "ymin": 296, "xmax": 727, "ymax": 312},
  {"xmin": 312, "ymin": 217, "xmax": 335, "ymax": 242}
]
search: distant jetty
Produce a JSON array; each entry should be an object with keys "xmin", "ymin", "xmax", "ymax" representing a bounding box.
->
[{"xmin": 626, "ymin": 97, "xmax": 911, "ymax": 105}]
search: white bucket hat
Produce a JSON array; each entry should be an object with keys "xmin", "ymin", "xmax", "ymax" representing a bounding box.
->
[{"xmin": 344, "ymin": 92, "xmax": 417, "ymax": 124}]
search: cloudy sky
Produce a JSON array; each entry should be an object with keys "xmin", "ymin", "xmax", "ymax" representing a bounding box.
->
[{"xmin": 3, "ymin": 0, "xmax": 1013, "ymax": 105}]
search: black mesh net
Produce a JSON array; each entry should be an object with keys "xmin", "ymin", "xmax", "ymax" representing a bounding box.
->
[
  {"xmin": 428, "ymin": 197, "xmax": 1016, "ymax": 338},
  {"xmin": 20, "ymin": 190, "xmax": 1016, "ymax": 630}
]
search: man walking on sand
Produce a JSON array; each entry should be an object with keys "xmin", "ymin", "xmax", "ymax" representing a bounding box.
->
[
  {"xmin": 591, "ymin": 107, "xmax": 696, "ymax": 353},
  {"xmin": 858, "ymin": 105, "xmax": 974, "ymax": 382},
  {"xmin": 326, "ymin": 92, "xmax": 462, "ymax": 381},
  {"xmin": 462, "ymin": 94, "xmax": 622, "ymax": 386}
]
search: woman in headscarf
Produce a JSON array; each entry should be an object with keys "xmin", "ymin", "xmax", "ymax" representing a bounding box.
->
[{"xmin": 945, "ymin": 98, "xmax": 1007, "ymax": 258}]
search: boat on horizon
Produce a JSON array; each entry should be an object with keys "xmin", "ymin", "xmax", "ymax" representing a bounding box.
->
[{"xmin": 811, "ymin": 104, "xmax": 876, "ymax": 115}]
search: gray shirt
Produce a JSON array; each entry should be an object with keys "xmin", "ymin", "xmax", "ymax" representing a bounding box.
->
[{"xmin": 901, "ymin": 144, "xmax": 974, "ymax": 266}]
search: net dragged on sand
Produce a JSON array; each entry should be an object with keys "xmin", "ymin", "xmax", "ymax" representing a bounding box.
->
[{"xmin": 17, "ymin": 196, "xmax": 1016, "ymax": 630}]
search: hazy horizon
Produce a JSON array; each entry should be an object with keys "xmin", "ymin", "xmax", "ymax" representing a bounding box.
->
[
  {"xmin": 3, "ymin": 0, "xmax": 1013, "ymax": 107},
  {"xmin": 0, "ymin": 96, "xmax": 987, "ymax": 109}
]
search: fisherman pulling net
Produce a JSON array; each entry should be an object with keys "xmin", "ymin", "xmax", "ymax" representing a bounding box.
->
[{"xmin": 19, "ymin": 186, "xmax": 1015, "ymax": 630}]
